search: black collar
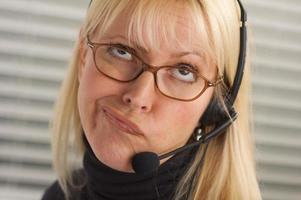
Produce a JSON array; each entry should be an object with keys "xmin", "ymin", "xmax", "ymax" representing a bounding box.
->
[{"xmin": 82, "ymin": 135, "xmax": 195, "ymax": 200}]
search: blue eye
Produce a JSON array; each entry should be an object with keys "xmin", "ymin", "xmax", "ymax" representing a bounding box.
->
[
  {"xmin": 169, "ymin": 67, "xmax": 197, "ymax": 83},
  {"xmin": 108, "ymin": 46, "xmax": 132, "ymax": 61}
]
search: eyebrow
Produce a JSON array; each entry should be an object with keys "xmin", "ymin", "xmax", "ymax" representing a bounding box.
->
[
  {"xmin": 104, "ymin": 34, "xmax": 204, "ymax": 59},
  {"xmin": 169, "ymin": 51, "xmax": 203, "ymax": 58},
  {"xmin": 104, "ymin": 35, "xmax": 149, "ymax": 54}
]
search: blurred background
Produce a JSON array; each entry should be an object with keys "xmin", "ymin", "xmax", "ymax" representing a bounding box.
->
[{"xmin": 0, "ymin": 0, "xmax": 300, "ymax": 199}]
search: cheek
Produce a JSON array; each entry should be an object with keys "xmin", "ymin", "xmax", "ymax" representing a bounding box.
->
[
  {"xmin": 79, "ymin": 61, "xmax": 124, "ymax": 100},
  {"xmin": 171, "ymin": 99, "xmax": 207, "ymax": 127},
  {"xmin": 169, "ymin": 105, "xmax": 202, "ymax": 137},
  {"xmin": 77, "ymin": 64, "xmax": 119, "ymax": 130},
  {"xmin": 78, "ymin": 67, "xmax": 97, "ymax": 132},
  {"xmin": 175, "ymin": 105, "xmax": 201, "ymax": 123},
  {"xmin": 151, "ymin": 91, "xmax": 213, "ymax": 151},
  {"xmin": 149, "ymin": 103, "xmax": 204, "ymax": 151}
]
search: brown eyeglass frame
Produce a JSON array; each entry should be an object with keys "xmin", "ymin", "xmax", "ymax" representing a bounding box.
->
[{"xmin": 86, "ymin": 35, "xmax": 223, "ymax": 102}]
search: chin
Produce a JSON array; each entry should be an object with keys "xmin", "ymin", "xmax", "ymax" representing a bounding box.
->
[{"xmin": 94, "ymin": 142, "xmax": 135, "ymax": 172}]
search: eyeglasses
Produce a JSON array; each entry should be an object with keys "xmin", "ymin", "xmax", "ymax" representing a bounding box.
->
[{"xmin": 86, "ymin": 36, "xmax": 223, "ymax": 102}]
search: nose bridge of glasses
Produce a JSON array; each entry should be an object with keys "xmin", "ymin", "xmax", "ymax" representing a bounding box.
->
[
  {"xmin": 131, "ymin": 63, "xmax": 162, "ymax": 91},
  {"xmin": 139, "ymin": 62, "xmax": 163, "ymax": 76},
  {"xmin": 133, "ymin": 63, "xmax": 156, "ymax": 83}
]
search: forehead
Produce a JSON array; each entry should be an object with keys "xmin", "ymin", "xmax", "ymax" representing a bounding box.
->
[{"xmin": 93, "ymin": 1, "xmax": 210, "ymax": 57}]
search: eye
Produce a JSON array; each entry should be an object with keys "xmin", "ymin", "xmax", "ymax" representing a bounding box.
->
[
  {"xmin": 108, "ymin": 45, "xmax": 133, "ymax": 61},
  {"xmin": 169, "ymin": 65, "xmax": 197, "ymax": 83}
]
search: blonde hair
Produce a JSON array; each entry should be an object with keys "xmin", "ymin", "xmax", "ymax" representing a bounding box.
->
[{"xmin": 50, "ymin": 0, "xmax": 262, "ymax": 199}]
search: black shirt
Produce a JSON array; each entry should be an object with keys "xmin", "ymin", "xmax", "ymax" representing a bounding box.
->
[{"xmin": 42, "ymin": 137, "xmax": 195, "ymax": 200}]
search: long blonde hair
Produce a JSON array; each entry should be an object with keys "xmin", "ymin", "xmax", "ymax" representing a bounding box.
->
[{"xmin": 50, "ymin": 0, "xmax": 262, "ymax": 199}]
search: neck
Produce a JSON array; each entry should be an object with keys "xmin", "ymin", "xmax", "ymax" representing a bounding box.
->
[{"xmin": 82, "ymin": 136, "xmax": 195, "ymax": 200}]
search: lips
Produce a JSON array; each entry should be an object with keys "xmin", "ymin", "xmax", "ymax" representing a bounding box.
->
[{"xmin": 102, "ymin": 106, "xmax": 144, "ymax": 136}]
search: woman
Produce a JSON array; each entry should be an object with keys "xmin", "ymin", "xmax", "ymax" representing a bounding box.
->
[{"xmin": 42, "ymin": 0, "xmax": 262, "ymax": 199}]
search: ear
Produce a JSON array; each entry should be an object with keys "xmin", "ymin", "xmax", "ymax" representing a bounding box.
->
[{"xmin": 78, "ymin": 28, "xmax": 87, "ymax": 83}]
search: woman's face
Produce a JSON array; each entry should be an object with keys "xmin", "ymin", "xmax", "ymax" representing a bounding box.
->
[{"xmin": 78, "ymin": 5, "xmax": 216, "ymax": 172}]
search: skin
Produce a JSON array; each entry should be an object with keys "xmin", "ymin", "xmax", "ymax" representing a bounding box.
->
[{"xmin": 77, "ymin": 4, "xmax": 217, "ymax": 173}]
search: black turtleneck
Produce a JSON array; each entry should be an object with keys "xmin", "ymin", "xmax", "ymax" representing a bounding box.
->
[{"xmin": 42, "ymin": 136, "xmax": 196, "ymax": 200}]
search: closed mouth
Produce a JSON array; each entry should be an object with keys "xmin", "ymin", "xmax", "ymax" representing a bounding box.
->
[{"xmin": 102, "ymin": 106, "xmax": 144, "ymax": 136}]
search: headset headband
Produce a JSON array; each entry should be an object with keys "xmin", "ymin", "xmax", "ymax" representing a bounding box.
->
[{"xmin": 230, "ymin": 0, "xmax": 247, "ymax": 106}]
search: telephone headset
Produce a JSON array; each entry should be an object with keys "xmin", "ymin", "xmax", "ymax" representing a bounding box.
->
[{"xmin": 87, "ymin": 0, "xmax": 247, "ymax": 174}]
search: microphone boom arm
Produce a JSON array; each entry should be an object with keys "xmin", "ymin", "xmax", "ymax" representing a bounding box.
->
[{"xmin": 158, "ymin": 111, "xmax": 238, "ymax": 160}]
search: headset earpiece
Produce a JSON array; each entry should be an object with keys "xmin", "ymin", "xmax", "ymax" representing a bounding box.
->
[{"xmin": 200, "ymin": 90, "xmax": 233, "ymax": 126}]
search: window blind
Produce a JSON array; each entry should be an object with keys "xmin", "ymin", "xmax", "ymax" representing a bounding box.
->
[{"xmin": 0, "ymin": 0, "xmax": 300, "ymax": 199}]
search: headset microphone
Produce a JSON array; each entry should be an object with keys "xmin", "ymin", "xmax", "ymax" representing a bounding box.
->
[
  {"xmin": 132, "ymin": 111, "xmax": 237, "ymax": 174},
  {"xmin": 131, "ymin": 0, "xmax": 247, "ymax": 174}
]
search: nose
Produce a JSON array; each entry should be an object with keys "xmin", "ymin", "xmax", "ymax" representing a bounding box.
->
[{"xmin": 122, "ymin": 72, "xmax": 156, "ymax": 113}]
